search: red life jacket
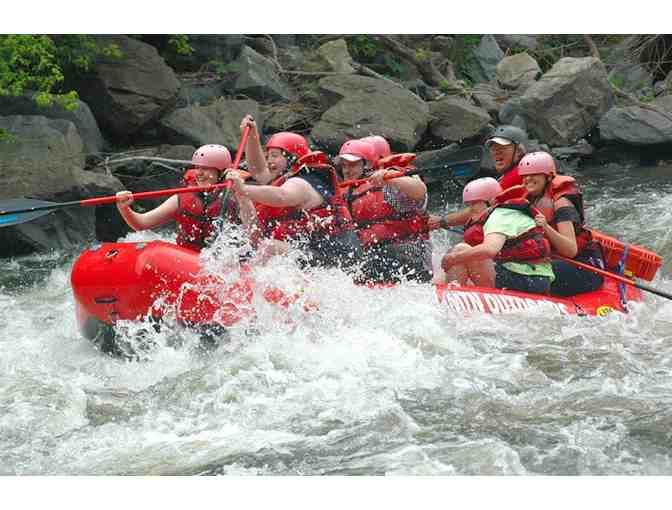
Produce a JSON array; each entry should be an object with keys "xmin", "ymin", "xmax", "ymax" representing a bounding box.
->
[
  {"xmin": 530, "ymin": 175, "xmax": 594, "ymax": 256},
  {"xmin": 482, "ymin": 185, "xmax": 551, "ymax": 264},
  {"xmin": 255, "ymin": 152, "xmax": 355, "ymax": 242},
  {"xmin": 497, "ymin": 163, "xmax": 523, "ymax": 190},
  {"xmin": 175, "ymin": 191, "xmax": 237, "ymax": 251},
  {"xmin": 344, "ymin": 155, "xmax": 429, "ymax": 248},
  {"xmin": 463, "ymin": 216, "xmax": 485, "ymax": 247}
]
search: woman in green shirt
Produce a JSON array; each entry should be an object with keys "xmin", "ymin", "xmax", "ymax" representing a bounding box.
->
[{"xmin": 440, "ymin": 186, "xmax": 555, "ymax": 294}]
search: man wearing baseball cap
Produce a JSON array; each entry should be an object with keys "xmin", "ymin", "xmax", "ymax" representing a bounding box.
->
[{"xmin": 429, "ymin": 125, "xmax": 529, "ymax": 234}]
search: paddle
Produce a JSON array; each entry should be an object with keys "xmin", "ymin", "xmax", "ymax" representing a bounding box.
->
[
  {"xmin": 339, "ymin": 169, "xmax": 417, "ymax": 188},
  {"xmin": 220, "ymin": 125, "xmax": 251, "ymax": 207},
  {"xmin": 553, "ymin": 255, "xmax": 672, "ymax": 301},
  {"xmin": 0, "ymin": 130, "xmax": 253, "ymax": 229}
]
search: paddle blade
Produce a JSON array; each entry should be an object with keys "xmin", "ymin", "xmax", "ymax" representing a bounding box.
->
[{"xmin": 0, "ymin": 199, "xmax": 59, "ymax": 227}]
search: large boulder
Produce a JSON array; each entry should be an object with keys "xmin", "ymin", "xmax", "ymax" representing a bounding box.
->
[
  {"xmin": 311, "ymin": 75, "xmax": 430, "ymax": 152},
  {"xmin": 158, "ymin": 99, "xmax": 261, "ymax": 149},
  {"xmin": 0, "ymin": 94, "xmax": 105, "ymax": 155},
  {"xmin": 471, "ymin": 83, "xmax": 506, "ymax": 118},
  {"xmin": 0, "ymin": 115, "xmax": 122, "ymax": 255},
  {"xmin": 598, "ymin": 104, "xmax": 672, "ymax": 146},
  {"xmin": 233, "ymin": 46, "xmax": 296, "ymax": 103},
  {"xmin": 517, "ymin": 57, "xmax": 614, "ymax": 146},
  {"xmin": 494, "ymin": 35, "xmax": 538, "ymax": 52},
  {"xmin": 71, "ymin": 35, "xmax": 180, "ymax": 139},
  {"xmin": 496, "ymin": 53, "xmax": 541, "ymax": 91},
  {"xmin": 429, "ymin": 97, "xmax": 492, "ymax": 143},
  {"xmin": 608, "ymin": 63, "xmax": 654, "ymax": 97},
  {"xmin": 467, "ymin": 35, "xmax": 504, "ymax": 84},
  {"xmin": 317, "ymin": 39, "xmax": 355, "ymax": 74}
]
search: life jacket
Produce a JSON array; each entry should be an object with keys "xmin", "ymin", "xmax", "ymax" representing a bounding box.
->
[
  {"xmin": 497, "ymin": 163, "xmax": 523, "ymax": 190},
  {"xmin": 255, "ymin": 151, "xmax": 355, "ymax": 242},
  {"xmin": 481, "ymin": 185, "xmax": 551, "ymax": 264},
  {"xmin": 175, "ymin": 191, "xmax": 237, "ymax": 251},
  {"xmin": 530, "ymin": 175, "xmax": 594, "ymax": 256},
  {"xmin": 344, "ymin": 155, "xmax": 429, "ymax": 248},
  {"xmin": 463, "ymin": 216, "xmax": 485, "ymax": 247}
]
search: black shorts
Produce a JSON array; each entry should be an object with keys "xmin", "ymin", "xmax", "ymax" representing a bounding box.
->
[
  {"xmin": 550, "ymin": 259, "xmax": 604, "ymax": 297},
  {"xmin": 495, "ymin": 263, "xmax": 552, "ymax": 295}
]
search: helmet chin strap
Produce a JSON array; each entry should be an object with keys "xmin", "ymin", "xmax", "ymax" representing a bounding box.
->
[{"xmin": 501, "ymin": 142, "xmax": 519, "ymax": 173}]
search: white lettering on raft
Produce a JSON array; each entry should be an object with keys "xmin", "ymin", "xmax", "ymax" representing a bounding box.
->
[{"xmin": 441, "ymin": 291, "xmax": 570, "ymax": 316}]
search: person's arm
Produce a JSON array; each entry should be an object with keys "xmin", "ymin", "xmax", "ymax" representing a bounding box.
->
[
  {"xmin": 441, "ymin": 233, "xmax": 506, "ymax": 268},
  {"xmin": 534, "ymin": 197, "xmax": 578, "ymax": 258},
  {"xmin": 231, "ymin": 177, "xmax": 320, "ymax": 209},
  {"xmin": 369, "ymin": 170, "xmax": 427, "ymax": 201},
  {"xmin": 239, "ymin": 115, "xmax": 272, "ymax": 184},
  {"xmin": 116, "ymin": 192, "xmax": 178, "ymax": 231}
]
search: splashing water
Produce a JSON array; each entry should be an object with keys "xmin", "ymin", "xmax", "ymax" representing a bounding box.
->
[{"xmin": 2, "ymin": 164, "xmax": 672, "ymax": 475}]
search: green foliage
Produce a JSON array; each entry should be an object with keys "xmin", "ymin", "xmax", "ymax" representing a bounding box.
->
[
  {"xmin": 609, "ymin": 72, "xmax": 626, "ymax": 90},
  {"xmin": 167, "ymin": 35, "xmax": 194, "ymax": 56},
  {"xmin": 0, "ymin": 35, "xmax": 121, "ymax": 110},
  {"xmin": 0, "ymin": 127, "xmax": 17, "ymax": 143},
  {"xmin": 209, "ymin": 60, "xmax": 240, "ymax": 78},
  {"xmin": 348, "ymin": 35, "xmax": 382, "ymax": 60}
]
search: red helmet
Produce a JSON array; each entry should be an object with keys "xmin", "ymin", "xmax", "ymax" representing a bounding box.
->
[
  {"xmin": 335, "ymin": 139, "xmax": 376, "ymax": 167},
  {"xmin": 191, "ymin": 144, "xmax": 232, "ymax": 171},
  {"xmin": 266, "ymin": 132, "xmax": 310, "ymax": 159},
  {"xmin": 360, "ymin": 135, "xmax": 392, "ymax": 161},
  {"xmin": 518, "ymin": 151, "xmax": 556, "ymax": 177},
  {"xmin": 462, "ymin": 177, "xmax": 502, "ymax": 203}
]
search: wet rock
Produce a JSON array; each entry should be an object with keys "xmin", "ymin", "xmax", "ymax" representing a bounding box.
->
[
  {"xmin": 311, "ymin": 75, "xmax": 430, "ymax": 152},
  {"xmin": 0, "ymin": 115, "xmax": 122, "ymax": 254},
  {"xmin": 176, "ymin": 75, "xmax": 225, "ymax": 108},
  {"xmin": 598, "ymin": 104, "xmax": 672, "ymax": 146},
  {"xmin": 551, "ymin": 140, "xmax": 595, "ymax": 161},
  {"xmin": 518, "ymin": 57, "xmax": 614, "ymax": 146},
  {"xmin": 0, "ymin": 94, "xmax": 105, "ymax": 155},
  {"xmin": 70, "ymin": 35, "xmax": 180, "ymax": 139},
  {"xmin": 233, "ymin": 46, "xmax": 296, "ymax": 103},
  {"xmin": 158, "ymin": 98, "xmax": 261, "ymax": 149},
  {"xmin": 429, "ymin": 97, "xmax": 491, "ymax": 143}
]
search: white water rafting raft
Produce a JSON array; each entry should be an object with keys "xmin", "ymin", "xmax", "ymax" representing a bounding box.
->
[{"xmin": 70, "ymin": 239, "xmax": 657, "ymax": 357}]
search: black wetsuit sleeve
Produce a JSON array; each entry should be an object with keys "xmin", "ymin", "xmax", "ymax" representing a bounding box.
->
[
  {"xmin": 554, "ymin": 205, "xmax": 580, "ymax": 225},
  {"xmin": 293, "ymin": 173, "xmax": 334, "ymax": 201}
]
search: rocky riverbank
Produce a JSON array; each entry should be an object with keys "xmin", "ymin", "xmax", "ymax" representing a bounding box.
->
[{"xmin": 2, "ymin": 34, "xmax": 672, "ymax": 256}]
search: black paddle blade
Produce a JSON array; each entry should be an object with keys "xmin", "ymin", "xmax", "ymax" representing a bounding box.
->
[{"xmin": 0, "ymin": 199, "xmax": 58, "ymax": 228}]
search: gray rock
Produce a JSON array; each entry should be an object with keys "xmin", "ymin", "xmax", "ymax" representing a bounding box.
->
[
  {"xmin": 0, "ymin": 115, "xmax": 122, "ymax": 254},
  {"xmin": 187, "ymin": 35, "xmax": 244, "ymax": 64},
  {"xmin": 72, "ymin": 35, "xmax": 180, "ymax": 138},
  {"xmin": 468, "ymin": 35, "xmax": 505, "ymax": 83},
  {"xmin": 654, "ymin": 95, "xmax": 672, "ymax": 112},
  {"xmin": 608, "ymin": 63, "xmax": 654, "ymax": 98},
  {"xmin": 518, "ymin": 57, "xmax": 614, "ymax": 146},
  {"xmin": 0, "ymin": 95, "xmax": 104, "ymax": 155},
  {"xmin": 262, "ymin": 104, "xmax": 306, "ymax": 133},
  {"xmin": 176, "ymin": 77, "xmax": 225, "ymax": 108},
  {"xmin": 472, "ymin": 83, "xmax": 506, "ymax": 118},
  {"xmin": 551, "ymin": 140, "xmax": 595, "ymax": 160},
  {"xmin": 431, "ymin": 36, "xmax": 454, "ymax": 57},
  {"xmin": 233, "ymin": 46, "xmax": 296, "ymax": 103},
  {"xmin": 654, "ymin": 81, "xmax": 668, "ymax": 97},
  {"xmin": 496, "ymin": 53, "xmax": 541, "ymax": 91},
  {"xmin": 317, "ymin": 39, "xmax": 355, "ymax": 74},
  {"xmin": 598, "ymin": 105, "xmax": 672, "ymax": 146},
  {"xmin": 494, "ymin": 35, "xmax": 538, "ymax": 52},
  {"xmin": 429, "ymin": 97, "xmax": 492, "ymax": 143},
  {"xmin": 159, "ymin": 99, "xmax": 261, "ymax": 149},
  {"xmin": 498, "ymin": 97, "xmax": 522, "ymax": 124},
  {"xmin": 311, "ymin": 75, "xmax": 430, "ymax": 152}
]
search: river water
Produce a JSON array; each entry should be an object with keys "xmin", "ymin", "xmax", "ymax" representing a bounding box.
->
[{"xmin": 2, "ymin": 163, "xmax": 672, "ymax": 476}]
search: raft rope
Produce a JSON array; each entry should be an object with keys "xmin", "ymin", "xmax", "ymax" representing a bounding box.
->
[{"xmin": 616, "ymin": 243, "xmax": 630, "ymax": 309}]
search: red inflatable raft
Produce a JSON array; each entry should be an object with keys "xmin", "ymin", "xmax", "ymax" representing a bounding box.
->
[{"xmin": 71, "ymin": 240, "xmax": 645, "ymax": 357}]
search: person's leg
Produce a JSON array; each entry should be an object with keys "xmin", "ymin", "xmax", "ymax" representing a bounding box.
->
[
  {"xmin": 467, "ymin": 258, "xmax": 495, "ymax": 287},
  {"xmin": 550, "ymin": 260, "xmax": 604, "ymax": 297},
  {"xmin": 495, "ymin": 264, "xmax": 551, "ymax": 294}
]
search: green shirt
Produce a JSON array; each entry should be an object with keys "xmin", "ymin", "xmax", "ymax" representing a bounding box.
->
[{"xmin": 483, "ymin": 208, "xmax": 555, "ymax": 281}]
